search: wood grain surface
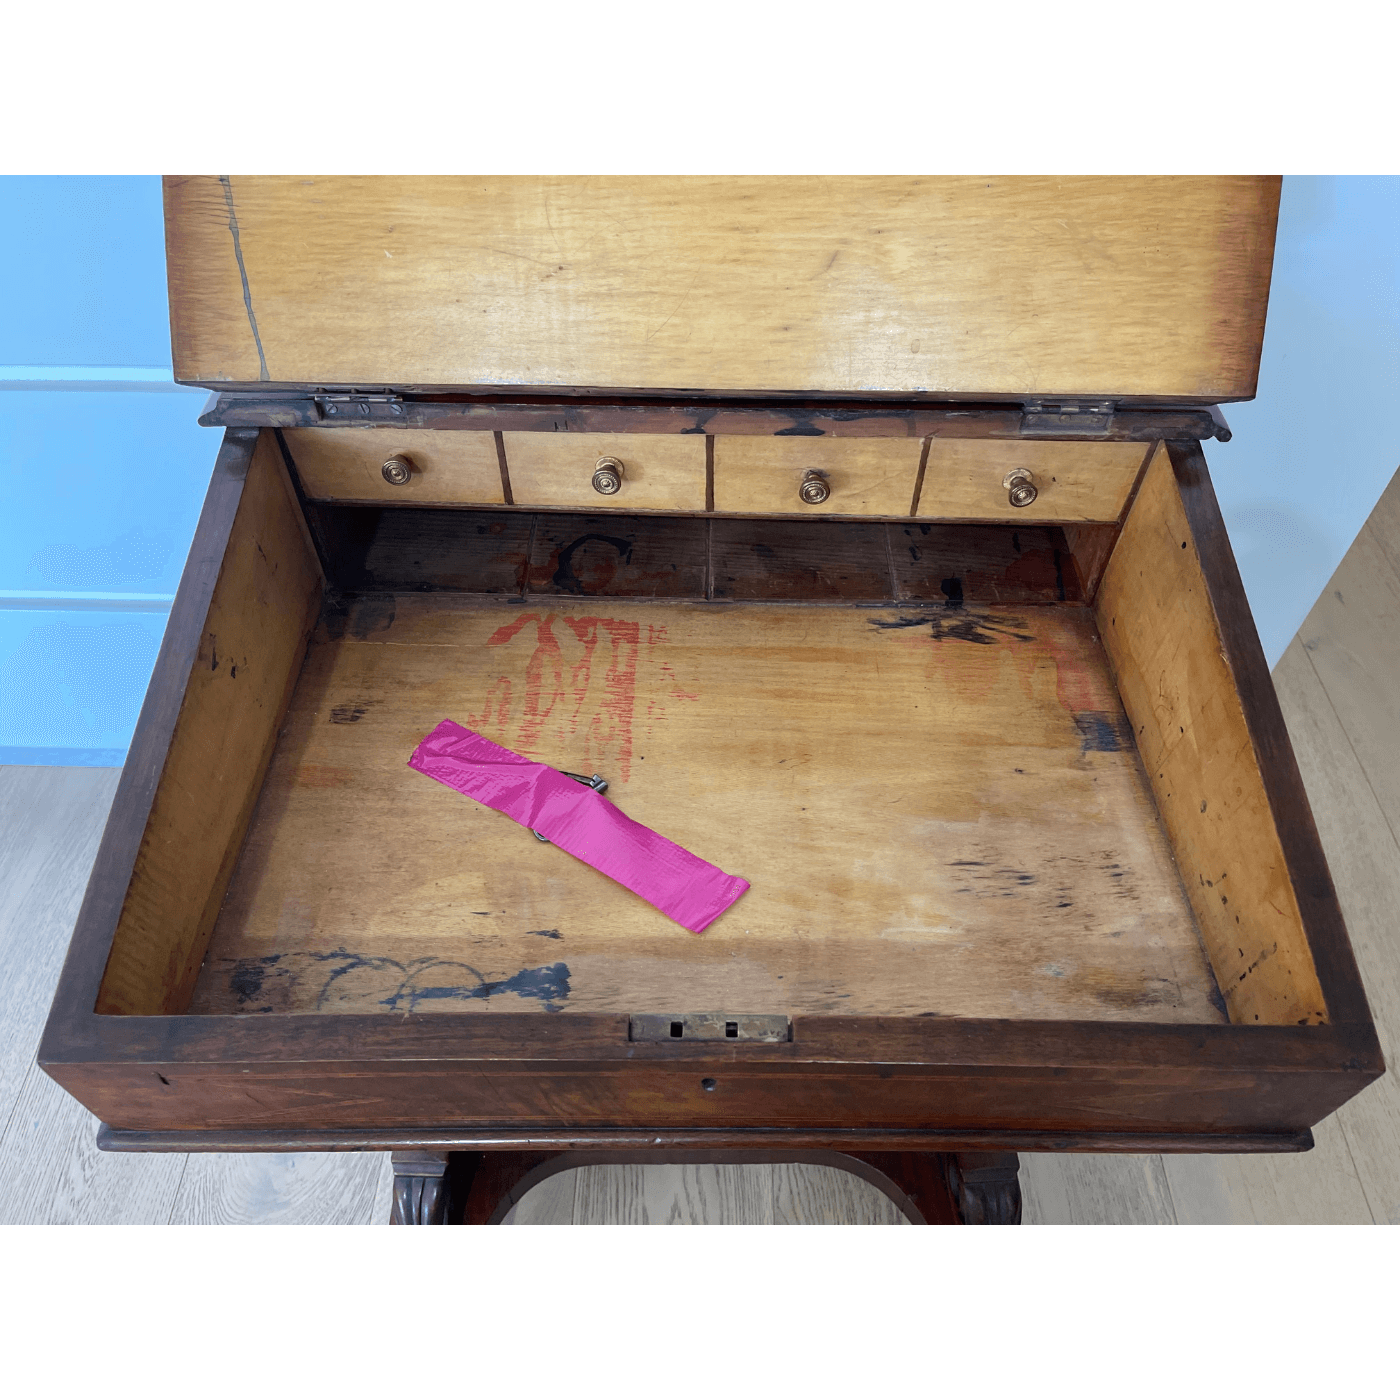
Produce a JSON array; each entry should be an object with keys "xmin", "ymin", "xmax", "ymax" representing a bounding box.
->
[
  {"xmin": 504, "ymin": 432, "xmax": 706, "ymax": 512},
  {"xmin": 0, "ymin": 768, "xmax": 120, "ymax": 1112},
  {"xmin": 165, "ymin": 176, "xmax": 1279, "ymax": 400},
  {"xmin": 309, "ymin": 507, "xmax": 1086, "ymax": 606},
  {"xmin": 168, "ymin": 1149, "xmax": 392, "ymax": 1225},
  {"xmin": 504, "ymin": 1161, "xmax": 907, "ymax": 1224},
  {"xmin": 918, "ymin": 440, "xmax": 1151, "ymax": 522},
  {"xmin": 0, "ymin": 1064, "xmax": 187, "ymax": 1225},
  {"xmin": 1095, "ymin": 444, "xmax": 1325, "ymax": 1026},
  {"xmin": 0, "ymin": 767, "xmax": 177, "ymax": 1226},
  {"xmin": 189, "ymin": 596, "xmax": 1225, "ymax": 1023},
  {"xmin": 284, "ymin": 426, "xmax": 504, "ymax": 504},
  {"xmin": 96, "ymin": 432, "xmax": 324, "ymax": 1014},
  {"xmin": 712, "ymin": 436, "xmax": 922, "ymax": 516}
]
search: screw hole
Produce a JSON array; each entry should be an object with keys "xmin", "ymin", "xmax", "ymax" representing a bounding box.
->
[
  {"xmin": 701, "ymin": 1077, "xmax": 718, "ymax": 1092},
  {"xmin": 670, "ymin": 1021, "xmax": 684, "ymax": 1038},
  {"xmin": 725, "ymin": 1022, "xmax": 739, "ymax": 1038}
]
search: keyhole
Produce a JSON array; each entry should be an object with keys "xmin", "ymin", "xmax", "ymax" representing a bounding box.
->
[
  {"xmin": 670, "ymin": 1021, "xmax": 684, "ymax": 1038},
  {"xmin": 725, "ymin": 1022, "xmax": 738, "ymax": 1038}
]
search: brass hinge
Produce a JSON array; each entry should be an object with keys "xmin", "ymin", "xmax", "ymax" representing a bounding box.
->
[
  {"xmin": 1021, "ymin": 400, "xmax": 1116, "ymax": 436},
  {"xmin": 314, "ymin": 391, "xmax": 407, "ymax": 422},
  {"xmin": 629, "ymin": 1013, "xmax": 792, "ymax": 1043}
]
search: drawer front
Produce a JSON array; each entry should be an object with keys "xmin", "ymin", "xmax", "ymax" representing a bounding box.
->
[
  {"xmin": 918, "ymin": 439, "xmax": 1150, "ymax": 522},
  {"xmin": 713, "ymin": 436, "xmax": 921, "ymax": 516},
  {"xmin": 504, "ymin": 433, "xmax": 706, "ymax": 511},
  {"xmin": 284, "ymin": 427, "xmax": 504, "ymax": 503}
]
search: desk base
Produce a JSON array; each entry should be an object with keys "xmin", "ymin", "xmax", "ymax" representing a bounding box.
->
[{"xmin": 388, "ymin": 1148, "xmax": 1023, "ymax": 1225}]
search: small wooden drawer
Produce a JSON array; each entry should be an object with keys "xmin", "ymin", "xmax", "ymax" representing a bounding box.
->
[
  {"xmin": 918, "ymin": 440, "xmax": 1151, "ymax": 522},
  {"xmin": 713, "ymin": 436, "xmax": 920, "ymax": 516},
  {"xmin": 504, "ymin": 433, "xmax": 706, "ymax": 511},
  {"xmin": 283, "ymin": 427, "xmax": 504, "ymax": 504}
]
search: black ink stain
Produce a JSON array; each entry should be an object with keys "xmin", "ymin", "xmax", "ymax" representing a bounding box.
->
[
  {"xmin": 552, "ymin": 534, "xmax": 634, "ymax": 595},
  {"xmin": 227, "ymin": 953, "xmax": 282, "ymax": 1007},
  {"xmin": 1074, "ymin": 711, "xmax": 1135, "ymax": 753},
  {"xmin": 349, "ymin": 596, "xmax": 396, "ymax": 639},
  {"xmin": 331, "ymin": 701, "xmax": 372, "ymax": 724},
  {"xmin": 379, "ymin": 959, "xmax": 571, "ymax": 1012},
  {"xmin": 869, "ymin": 611, "xmax": 1034, "ymax": 646},
  {"xmin": 526, "ymin": 928, "xmax": 563, "ymax": 940},
  {"xmin": 940, "ymin": 576, "xmax": 964, "ymax": 607},
  {"xmin": 1205, "ymin": 974, "xmax": 1228, "ymax": 1017},
  {"xmin": 219, "ymin": 174, "xmax": 270, "ymax": 381},
  {"xmin": 321, "ymin": 598, "xmax": 349, "ymax": 640}
]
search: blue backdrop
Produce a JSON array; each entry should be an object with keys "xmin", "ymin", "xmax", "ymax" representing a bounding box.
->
[{"xmin": 1, "ymin": 176, "xmax": 1396, "ymax": 765}]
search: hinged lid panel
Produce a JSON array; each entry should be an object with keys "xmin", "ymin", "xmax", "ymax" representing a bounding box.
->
[{"xmin": 165, "ymin": 176, "xmax": 1279, "ymax": 402}]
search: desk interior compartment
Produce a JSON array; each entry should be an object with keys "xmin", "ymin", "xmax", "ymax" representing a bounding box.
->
[{"xmin": 91, "ymin": 431, "xmax": 1328, "ymax": 1035}]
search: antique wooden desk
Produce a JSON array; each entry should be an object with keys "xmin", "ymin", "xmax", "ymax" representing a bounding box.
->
[{"xmin": 38, "ymin": 177, "xmax": 1383, "ymax": 1224}]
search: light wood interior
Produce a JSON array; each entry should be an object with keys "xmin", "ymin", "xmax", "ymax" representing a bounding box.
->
[
  {"xmin": 165, "ymin": 176, "xmax": 1279, "ymax": 399},
  {"xmin": 1095, "ymin": 445, "xmax": 1327, "ymax": 1025},
  {"xmin": 504, "ymin": 432, "xmax": 706, "ymax": 512},
  {"xmin": 285, "ymin": 426, "xmax": 503, "ymax": 504},
  {"xmin": 97, "ymin": 427, "xmax": 1329, "ymax": 1030},
  {"xmin": 185, "ymin": 594, "xmax": 1227, "ymax": 1024},
  {"xmin": 919, "ymin": 440, "xmax": 1152, "ymax": 522},
  {"xmin": 96, "ymin": 433, "xmax": 323, "ymax": 1015},
  {"xmin": 713, "ymin": 436, "xmax": 922, "ymax": 516}
]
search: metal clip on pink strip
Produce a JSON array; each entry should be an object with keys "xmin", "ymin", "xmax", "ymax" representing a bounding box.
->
[{"xmin": 408, "ymin": 720, "xmax": 749, "ymax": 934}]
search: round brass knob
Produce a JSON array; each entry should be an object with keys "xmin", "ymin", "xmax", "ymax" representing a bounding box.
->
[
  {"xmin": 799, "ymin": 470, "xmax": 831, "ymax": 505},
  {"xmin": 381, "ymin": 454, "xmax": 413, "ymax": 486},
  {"xmin": 1003, "ymin": 468, "xmax": 1038, "ymax": 507},
  {"xmin": 592, "ymin": 456, "xmax": 624, "ymax": 495}
]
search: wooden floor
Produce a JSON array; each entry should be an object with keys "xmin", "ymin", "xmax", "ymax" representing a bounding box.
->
[{"xmin": 3, "ymin": 467, "xmax": 1397, "ymax": 1224}]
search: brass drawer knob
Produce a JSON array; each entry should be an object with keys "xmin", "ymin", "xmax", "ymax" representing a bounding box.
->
[
  {"xmin": 381, "ymin": 454, "xmax": 413, "ymax": 486},
  {"xmin": 1003, "ymin": 467, "xmax": 1037, "ymax": 507},
  {"xmin": 799, "ymin": 470, "xmax": 831, "ymax": 505},
  {"xmin": 592, "ymin": 456, "xmax": 625, "ymax": 495}
]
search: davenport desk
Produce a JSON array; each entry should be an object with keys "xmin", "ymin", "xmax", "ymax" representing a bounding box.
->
[{"xmin": 38, "ymin": 177, "xmax": 1383, "ymax": 1224}]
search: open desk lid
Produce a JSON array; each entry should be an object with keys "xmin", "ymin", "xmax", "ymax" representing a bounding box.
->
[{"xmin": 165, "ymin": 176, "xmax": 1280, "ymax": 405}]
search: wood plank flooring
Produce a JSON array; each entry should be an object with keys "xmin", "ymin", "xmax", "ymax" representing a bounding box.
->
[{"xmin": 2, "ymin": 464, "xmax": 1397, "ymax": 1223}]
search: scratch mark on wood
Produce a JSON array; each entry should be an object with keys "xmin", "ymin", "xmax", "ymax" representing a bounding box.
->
[{"xmin": 219, "ymin": 175, "xmax": 270, "ymax": 381}]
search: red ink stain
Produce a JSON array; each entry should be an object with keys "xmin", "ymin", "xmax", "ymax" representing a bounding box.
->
[
  {"xmin": 517, "ymin": 615, "xmax": 567, "ymax": 753},
  {"xmin": 1044, "ymin": 634, "xmax": 1107, "ymax": 713},
  {"xmin": 565, "ymin": 616, "xmax": 640, "ymax": 781},
  {"xmin": 659, "ymin": 655, "xmax": 699, "ymax": 702},
  {"xmin": 486, "ymin": 614, "xmax": 539, "ymax": 647},
  {"xmin": 472, "ymin": 611, "xmax": 646, "ymax": 781}
]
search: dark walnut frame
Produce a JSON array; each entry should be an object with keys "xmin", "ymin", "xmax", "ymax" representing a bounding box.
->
[{"xmin": 38, "ymin": 397, "xmax": 1383, "ymax": 1226}]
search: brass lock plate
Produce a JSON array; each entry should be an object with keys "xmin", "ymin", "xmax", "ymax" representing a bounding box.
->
[{"xmin": 629, "ymin": 1013, "xmax": 792, "ymax": 1043}]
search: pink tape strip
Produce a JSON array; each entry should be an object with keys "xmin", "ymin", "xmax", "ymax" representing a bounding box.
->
[{"xmin": 408, "ymin": 720, "xmax": 749, "ymax": 934}]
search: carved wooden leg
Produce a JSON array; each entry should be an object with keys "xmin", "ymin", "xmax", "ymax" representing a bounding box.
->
[
  {"xmin": 944, "ymin": 1151, "xmax": 1023, "ymax": 1224},
  {"xmin": 389, "ymin": 1150, "xmax": 453, "ymax": 1224}
]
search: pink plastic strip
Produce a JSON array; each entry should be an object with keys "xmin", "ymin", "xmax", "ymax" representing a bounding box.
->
[{"xmin": 408, "ymin": 720, "xmax": 749, "ymax": 934}]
